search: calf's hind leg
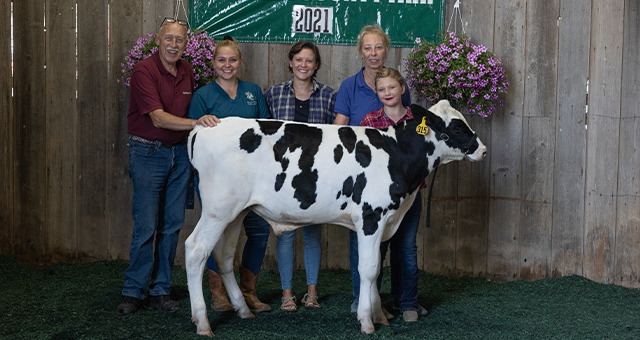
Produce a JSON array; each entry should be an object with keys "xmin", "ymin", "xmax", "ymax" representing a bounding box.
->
[{"xmin": 185, "ymin": 214, "xmax": 235, "ymax": 337}]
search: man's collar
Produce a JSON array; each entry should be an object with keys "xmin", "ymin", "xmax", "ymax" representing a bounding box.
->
[{"xmin": 153, "ymin": 52, "xmax": 184, "ymax": 77}]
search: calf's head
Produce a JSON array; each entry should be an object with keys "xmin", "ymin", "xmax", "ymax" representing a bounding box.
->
[{"xmin": 411, "ymin": 100, "xmax": 487, "ymax": 164}]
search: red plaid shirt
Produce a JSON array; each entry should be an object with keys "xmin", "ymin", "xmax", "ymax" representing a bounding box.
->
[
  {"xmin": 359, "ymin": 106, "xmax": 413, "ymax": 128},
  {"xmin": 360, "ymin": 106, "xmax": 428, "ymax": 190}
]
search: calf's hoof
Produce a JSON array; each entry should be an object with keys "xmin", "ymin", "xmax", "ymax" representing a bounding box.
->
[
  {"xmin": 197, "ymin": 329, "xmax": 214, "ymax": 337},
  {"xmin": 237, "ymin": 309, "xmax": 255, "ymax": 319},
  {"xmin": 377, "ymin": 318, "xmax": 390, "ymax": 326},
  {"xmin": 360, "ymin": 325, "xmax": 375, "ymax": 334}
]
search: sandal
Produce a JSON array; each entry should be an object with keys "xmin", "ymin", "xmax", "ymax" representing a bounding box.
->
[
  {"xmin": 280, "ymin": 296, "xmax": 297, "ymax": 312},
  {"xmin": 301, "ymin": 293, "xmax": 321, "ymax": 309}
]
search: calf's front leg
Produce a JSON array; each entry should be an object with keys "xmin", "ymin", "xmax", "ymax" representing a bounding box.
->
[{"xmin": 356, "ymin": 231, "xmax": 388, "ymax": 334}]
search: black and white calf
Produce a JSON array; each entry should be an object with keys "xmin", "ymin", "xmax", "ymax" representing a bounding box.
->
[{"xmin": 185, "ymin": 100, "xmax": 487, "ymax": 336}]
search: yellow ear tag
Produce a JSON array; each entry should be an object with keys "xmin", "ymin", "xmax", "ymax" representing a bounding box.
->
[{"xmin": 416, "ymin": 117, "xmax": 429, "ymax": 135}]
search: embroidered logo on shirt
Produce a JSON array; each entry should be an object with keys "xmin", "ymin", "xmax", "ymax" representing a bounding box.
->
[
  {"xmin": 183, "ymin": 91, "xmax": 192, "ymax": 95},
  {"xmin": 245, "ymin": 91, "xmax": 257, "ymax": 106}
]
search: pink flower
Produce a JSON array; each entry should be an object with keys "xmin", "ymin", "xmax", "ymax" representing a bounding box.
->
[
  {"xmin": 404, "ymin": 31, "xmax": 509, "ymax": 117},
  {"xmin": 119, "ymin": 30, "xmax": 216, "ymax": 91}
]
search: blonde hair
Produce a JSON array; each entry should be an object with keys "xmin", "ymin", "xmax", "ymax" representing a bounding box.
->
[
  {"xmin": 375, "ymin": 68, "xmax": 405, "ymax": 88},
  {"xmin": 356, "ymin": 25, "xmax": 390, "ymax": 56},
  {"xmin": 214, "ymin": 36, "xmax": 242, "ymax": 60}
]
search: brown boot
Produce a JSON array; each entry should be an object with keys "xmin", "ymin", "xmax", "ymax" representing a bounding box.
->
[
  {"xmin": 239, "ymin": 266, "xmax": 271, "ymax": 312},
  {"xmin": 207, "ymin": 269, "xmax": 233, "ymax": 312}
]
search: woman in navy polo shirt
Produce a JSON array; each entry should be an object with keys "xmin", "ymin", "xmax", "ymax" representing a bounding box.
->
[{"xmin": 188, "ymin": 36, "xmax": 272, "ymax": 314}]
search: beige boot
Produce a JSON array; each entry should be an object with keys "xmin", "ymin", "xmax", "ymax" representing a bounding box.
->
[
  {"xmin": 207, "ymin": 269, "xmax": 233, "ymax": 312},
  {"xmin": 239, "ymin": 266, "xmax": 272, "ymax": 312}
]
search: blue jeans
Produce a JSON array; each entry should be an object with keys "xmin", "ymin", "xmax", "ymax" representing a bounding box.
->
[
  {"xmin": 122, "ymin": 140, "xmax": 190, "ymax": 300},
  {"xmin": 350, "ymin": 191, "xmax": 422, "ymax": 313},
  {"xmin": 193, "ymin": 176, "xmax": 271, "ymax": 275},
  {"xmin": 276, "ymin": 224, "xmax": 322, "ymax": 290}
]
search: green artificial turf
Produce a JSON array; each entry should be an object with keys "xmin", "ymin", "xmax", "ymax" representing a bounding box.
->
[{"xmin": 1, "ymin": 255, "xmax": 640, "ymax": 339}]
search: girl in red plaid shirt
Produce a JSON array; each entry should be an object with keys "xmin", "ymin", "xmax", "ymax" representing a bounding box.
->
[
  {"xmin": 359, "ymin": 68, "xmax": 426, "ymax": 322},
  {"xmin": 360, "ymin": 68, "xmax": 414, "ymax": 127}
]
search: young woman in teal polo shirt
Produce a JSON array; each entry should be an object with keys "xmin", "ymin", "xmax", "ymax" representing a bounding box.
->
[{"xmin": 188, "ymin": 36, "xmax": 272, "ymax": 314}]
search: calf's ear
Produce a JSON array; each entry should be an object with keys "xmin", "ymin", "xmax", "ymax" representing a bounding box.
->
[{"xmin": 411, "ymin": 103, "xmax": 444, "ymax": 129}]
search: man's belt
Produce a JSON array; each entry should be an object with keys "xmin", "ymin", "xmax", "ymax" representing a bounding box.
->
[{"xmin": 129, "ymin": 134, "xmax": 186, "ymax": 148}]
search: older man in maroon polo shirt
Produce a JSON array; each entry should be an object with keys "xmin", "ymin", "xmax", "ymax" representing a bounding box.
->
[{"xmin": 117, "ymin": 18, "xmax": 218, "ymax": 316}]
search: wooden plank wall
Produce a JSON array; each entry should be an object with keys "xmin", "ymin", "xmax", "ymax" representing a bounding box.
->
[
  {"xmin": 551, "ymin": 0, "xmax": 590, "ymax": 280},
  {"xmin": 0, "ymin": 0, "xmax": 13, "ymax": 256},
  {"xmin": 0, "ymin": 1, "xmax": 15, "ymax": 254},
  {"xmin": 616, "ymin": 0, "xmax": 640, "ymax": 287},
  {"xmin": 2, "ymin": 0, "xmax": 640, "ymax": 289}
]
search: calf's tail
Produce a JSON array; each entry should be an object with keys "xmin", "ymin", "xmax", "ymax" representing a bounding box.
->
[{"xmin": 188, "ymin": 125, "xmax": 205, "ymax": 163}]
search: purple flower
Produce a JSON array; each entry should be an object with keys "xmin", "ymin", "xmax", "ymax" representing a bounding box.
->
[
  {"xmin": 404, "ymin": 31, "xmax": 509, "ymax": 117},
  {"xmin": 120, "ymin": 30, "xmax": 216, "ymax": 91}
]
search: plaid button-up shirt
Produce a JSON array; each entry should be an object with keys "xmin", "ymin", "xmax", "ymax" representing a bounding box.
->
[
  {"xmin": 265, "ymin": 78, "xmax": 337, "ymax": 124},
  {"xmin": 359, "ymin": 106, "xmax": 414, "ymax": 129}
]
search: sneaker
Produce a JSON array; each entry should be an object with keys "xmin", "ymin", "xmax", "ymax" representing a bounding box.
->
[
  {"xmin": 393, "ymin": 302, "xmax": 428, "ymax": 316},
  {"xmin": 403, "ymin": 310, "xmax": 419, "ymax": 322},
  {"xmin": 116, "ymin": 296, "xmax": 142, "ymax": 316},
  {"xmin": 149, "ymin": 295, "xmax": 181, "ymax": 313}
]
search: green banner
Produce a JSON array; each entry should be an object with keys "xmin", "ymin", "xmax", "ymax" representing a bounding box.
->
[{"xmin": 188, "ymin": 0, "xmax": 445, "ymax": 47}]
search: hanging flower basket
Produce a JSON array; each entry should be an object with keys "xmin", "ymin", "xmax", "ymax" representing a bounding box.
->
[
  {"xmin": 404, "ymin": 31, "xmax": 509, "ymax": 117},
  {"xmin": 119, "ymin": 30, "xmax": 216, "ymax": 91}
]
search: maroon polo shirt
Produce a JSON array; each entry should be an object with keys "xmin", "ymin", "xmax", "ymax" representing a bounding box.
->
[{"xmin": 127, "ymin": 52, "xmax": 195, "ymax": 144}]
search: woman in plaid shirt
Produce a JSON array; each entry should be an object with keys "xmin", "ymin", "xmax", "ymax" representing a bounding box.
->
[{"xmin": 264, "ymin": 41, "xmax": 336, "ymax": 312}]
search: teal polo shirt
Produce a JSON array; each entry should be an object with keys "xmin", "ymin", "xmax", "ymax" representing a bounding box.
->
[{"xmin": 188, "ymin": 80, "xmax": 270, "ymax": 120}]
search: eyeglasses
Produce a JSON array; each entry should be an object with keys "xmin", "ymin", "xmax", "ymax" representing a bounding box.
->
[{"xmin": 160, "ymin": 17, "xmax": 189, "ymax": 30}]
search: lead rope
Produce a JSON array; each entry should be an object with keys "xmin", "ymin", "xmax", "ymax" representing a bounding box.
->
[{"xmin": 425, "ymin": 165, "xmax": 439, "ymax": 229}]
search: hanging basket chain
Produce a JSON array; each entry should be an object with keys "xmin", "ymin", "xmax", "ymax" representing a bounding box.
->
[{"xmin": 447, "ymin": 0, "xmax": 466, "ymax": 35}]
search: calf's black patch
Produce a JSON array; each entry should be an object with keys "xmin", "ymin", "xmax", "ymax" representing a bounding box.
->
[
  {"xmin": 352, "ymin": 173, "xmax": 367, "ymax": 205},
  {"xmin": 341, "ymin": 176, "xmax": 354, "ymax": 198},
  {"xmin": 338, "ymin": 127, "xmax": 357, "ymax": 153},
  {"xmin": 272, "ymin": 123, "xmax": 323, "ymax": 209},
  {"xmin": 334, "ymin": 144, "xmax": 344, "ymax": 164},
  {"xmin": 257, "ymin": 120, "xmax": 284, "ymax": 135},
  {"xmin": 190, "ymin": 132, "xmax": 198, "ymax": 161},
  {"xmin": 275, "ymin": 173, "xmax": 286, "ymax": 191},
  {"xmin": 362, "ymin": 202, "xmax": 383, "ymax": 236},
  {"xmin": 364, "ymin": 121, "xmax": 435, "ymax": 211},
  {"xmin": 355, "ymin": 141, "xmax": 372, "ymax": 168},
  {"xmin": 239, "ymin": 128, "xmax": 262, "ymax": 153}
]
